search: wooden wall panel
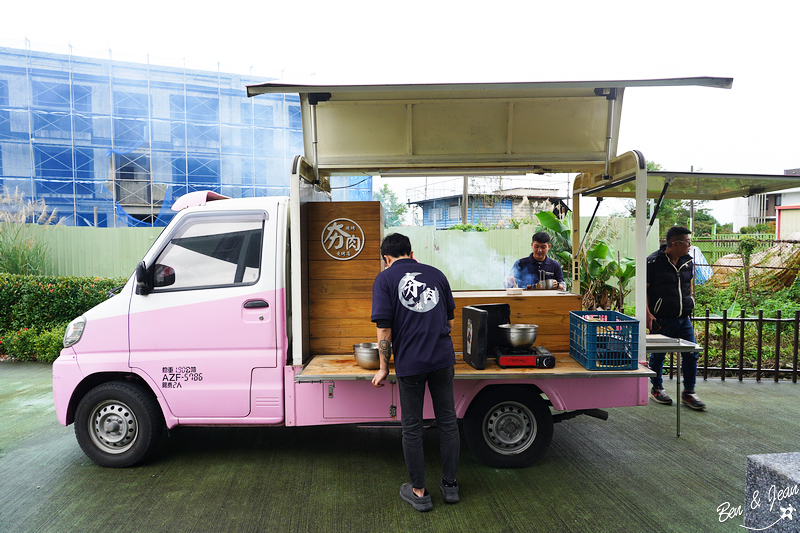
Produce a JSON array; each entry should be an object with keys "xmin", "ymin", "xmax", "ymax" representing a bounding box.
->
[
  {"xmin": 308, "ymin": 260, "xmax": 381, "ymax": 280},
  {"xmin": 310, "ymin": 318, "xmax": 377, "ymax": 338},
  {"xmin": 307, "ymin": 202, "xmax": 383, "ymax": 263},
  {"xmin": 306, "ymin": 298, "xmax": 373, "ymax": 318},
  {"xmin": 306, "ymin": 202, "xmax": 384, "ymax": 355},
  {"xmin": 307, "ymin": 279, "xmax": 376, "ymax": 299}
]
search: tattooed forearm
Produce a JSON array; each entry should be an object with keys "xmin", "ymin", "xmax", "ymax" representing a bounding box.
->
[{"xmin": 378, "ymin": 339, "xmax": 392, "ymax": 364}]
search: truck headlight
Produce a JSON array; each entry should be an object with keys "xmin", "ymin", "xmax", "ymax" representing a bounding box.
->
[{"xmin": 63, "ymin": 316, "xmax": 86, "ymax": 348}]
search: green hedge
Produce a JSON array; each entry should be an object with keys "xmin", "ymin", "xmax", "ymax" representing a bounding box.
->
[{"xmin": 0, "ymin": 273, "xmax": 127, "ymax": 363}]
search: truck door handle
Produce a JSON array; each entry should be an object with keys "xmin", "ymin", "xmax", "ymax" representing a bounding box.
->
[{"xmin": 244, "ymin": 300, "xmax": 269, "ymax": 309}]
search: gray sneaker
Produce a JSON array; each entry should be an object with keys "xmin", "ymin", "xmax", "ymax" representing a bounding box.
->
[
  {"xmin": 438, "ymin": 478, "xmax": 459, "ymax": 504},
  {"xmin": 400, "ymin": 483, "xmax": 433, "ymax": 512},
  {"xmin": 682, "ymin": 391, "xmax": 707, "ymax": 410},
  {"xmin": 650, "ymin": 387, "xmax": 673, "ymax": 405}
]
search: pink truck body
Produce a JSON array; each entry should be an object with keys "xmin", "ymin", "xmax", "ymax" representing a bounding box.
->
[
  {"xmin": 51, "ymin": 79, "xmax": 673, "ymax": 468},
  {"xmin": 52, "ymin": 192, "xmax": 650, "ymax": 468}
]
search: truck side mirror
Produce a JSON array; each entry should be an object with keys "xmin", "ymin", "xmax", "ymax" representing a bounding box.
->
[
  {"xmin": 135, "ymin": 261, "xmax": 152, "ymax": 295},
  {"xmin": 153, "ymin": 264, "xmax": 175, "ymax": 288}
]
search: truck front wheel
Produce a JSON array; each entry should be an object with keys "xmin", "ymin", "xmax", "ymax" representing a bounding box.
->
[
  {"xmin": 75, "ymin": 381, "xmax": 163, "ymax": 467},
  {"xmin": 463, "ymin": 386, "xmax": 553, "ymax": 468}
]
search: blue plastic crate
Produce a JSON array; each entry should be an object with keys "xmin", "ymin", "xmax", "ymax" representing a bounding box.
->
[{"xmin": 569, "ymin": 311, "xmax": 639, "ymax": 370}]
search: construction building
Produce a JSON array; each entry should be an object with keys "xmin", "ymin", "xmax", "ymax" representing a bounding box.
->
[{"xmin": 0, "ymin": 45, "xmax": 370, "ymax": 227}]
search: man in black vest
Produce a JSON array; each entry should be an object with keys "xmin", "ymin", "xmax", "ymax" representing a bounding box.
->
[{"xmin": 646, "ymin": 226, "xmax": 706, "ymax": 410}]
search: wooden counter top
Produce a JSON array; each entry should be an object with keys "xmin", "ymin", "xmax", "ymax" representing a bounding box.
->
[
  {"xmin": 295, "ymin": 353, "xmax": 654, "ymax": 382},
  {"xmin": 453, "ymin": 290, "xmax": 575, "ymax": 298}
]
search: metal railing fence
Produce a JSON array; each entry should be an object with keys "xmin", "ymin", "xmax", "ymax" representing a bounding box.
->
[{"xmin": 663, "ymin": 309, "xmax": 800, "ymax": 383}]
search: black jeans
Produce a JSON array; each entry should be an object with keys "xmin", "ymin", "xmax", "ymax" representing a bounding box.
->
[{"xmin": 397, "ymin": 365, "xmax": 459, "ymax": 490}]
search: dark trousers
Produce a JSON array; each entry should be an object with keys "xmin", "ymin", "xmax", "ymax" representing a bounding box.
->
[
  {"xmin": 649, "ymin": 316, "xmax": 699, "ymax": 391},
  {"xmin": 397, "ymin": 365, "xmax": 459, "ymax": 490}
]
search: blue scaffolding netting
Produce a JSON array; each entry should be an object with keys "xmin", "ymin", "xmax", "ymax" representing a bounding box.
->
[{"xmin": 0, "ymin": 44, "xmax": 371, "ymax": 227}]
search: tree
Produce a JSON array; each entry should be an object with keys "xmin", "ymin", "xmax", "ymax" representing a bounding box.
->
[
  {"xmin": 625, "ymin": 161, "xmax": 722, "ymax": 237},
  {"xmin": 373, "ymin": 184, "xmax": 408, "ymax": 228}
]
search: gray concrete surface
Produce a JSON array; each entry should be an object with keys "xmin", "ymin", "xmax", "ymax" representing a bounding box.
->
[
  {"xmin": 744, "ymin": 453, "xmax": 800, "ymax": 531},
  {"xmin": 2, "ymin": 361, "xmax": 800, "ymax": 533}
]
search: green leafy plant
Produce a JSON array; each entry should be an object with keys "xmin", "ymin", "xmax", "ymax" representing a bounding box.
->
[
  {"xmin": 34, "ymin": 323, "xmax": 68, "ymax": 363},
  {"xmin": 580, "ymin": 240, "xmax": 636, "ymax": 311},
  {"xmin": 2, "ymin": 327, "xmax": 38, "ymax": 361},
  {"xmin": 0, "ymin": 323, "xmax": 65, "ymax": 362},
  {"xmin": 0, "ymin": 274, "xmax": 126, "ymax": 362},
  {"xmin": 507, "ymin": 216, "xmax": 535, "ymax": 230},
  {"xmin": 447, "ymin": 222, "xmax": 489, "ymax": 232},
  {"xmin": 0, "ymin": 223, "xmax": 53, "ymax": 275},
  {"xmin": 533, "ymin": 211, "xmax": 634, "ymax": 310},
  {"xmin": 0, "ymin": 187, "xmax": 62, "ymax": 275}
]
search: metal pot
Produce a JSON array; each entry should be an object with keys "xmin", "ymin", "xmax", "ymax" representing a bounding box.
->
[
  {"xmin": 498, "ymin": 324, "xmax": 538, "ymax": 348},
  {"xmin": 353, "ymin": 343, "xmax": 381, "ymax": 369}
]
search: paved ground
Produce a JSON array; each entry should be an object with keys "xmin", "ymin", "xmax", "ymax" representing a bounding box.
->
[{"xmin": 1, "ymin": 361, "xmax": 799, "ymax": 533}]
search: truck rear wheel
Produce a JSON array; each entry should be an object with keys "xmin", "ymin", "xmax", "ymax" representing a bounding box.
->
[
  {"xmin": 75, "ymin": 381, "xmax": 163, "ymax": 467},
  {"xmin": 464, "ymin": 386, "xmax": 553, "ymax": 468}
]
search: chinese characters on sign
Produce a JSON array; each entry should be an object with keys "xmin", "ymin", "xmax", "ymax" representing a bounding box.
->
[
  {"xmin": 398, "ymin": 272, "xmax": 439, "ymax": 313},
  {"xmin": 321, "ymin": 218, "xmax": 365, "ymax": 260}
]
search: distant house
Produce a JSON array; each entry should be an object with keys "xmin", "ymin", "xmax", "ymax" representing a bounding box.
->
[
  {"xmin": 776, "ymin": 204, "xmax": 800, "ymax": 240},
  {"xmin": 409, "ymin": 186, "xmax": 568, "ymax": 229},
  {"xmin": 734, "ymin": 168, "xmax": 800, "ymax": 232}
]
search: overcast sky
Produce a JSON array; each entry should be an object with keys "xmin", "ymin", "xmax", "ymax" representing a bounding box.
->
[{"xmin": 3, "ymin": 0, "xmax": 799, "ymax": 224}]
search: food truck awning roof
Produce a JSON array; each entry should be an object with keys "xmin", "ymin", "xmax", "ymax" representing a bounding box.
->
[
  {"xmin": 246, "ymin": 77, "xmax": 733, "ymax": 178},
  {"xmin": 579, "ymin": 171, "xmax": 800, "ymax": 201},
  {"xmin": 246, "ymin": 77, "xmax": 734, "ymax": 97}
]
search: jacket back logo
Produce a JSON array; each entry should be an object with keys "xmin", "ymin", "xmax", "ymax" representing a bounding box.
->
[{"xmin": 398, "ymin": 272, "xmax": 439, "ymax": 313}]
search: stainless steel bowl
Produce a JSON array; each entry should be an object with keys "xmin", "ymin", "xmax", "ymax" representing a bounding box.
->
[
  {"xmin": 498, "ymin": 324, "xmax": 538, "ymax": 348},
  {"xmin": 353, "ymin": 343, "xmax": 381, "ymax": 369}
]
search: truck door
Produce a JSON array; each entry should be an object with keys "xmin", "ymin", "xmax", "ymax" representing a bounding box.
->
[{"xmin": 129, "ymin": 209, "xmax": 278, "ymax": 418}]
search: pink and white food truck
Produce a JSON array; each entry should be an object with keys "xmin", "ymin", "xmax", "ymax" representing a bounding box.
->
[{"xmin": 53, "ymin": 78, "xmax": 732, "ymax": 468}]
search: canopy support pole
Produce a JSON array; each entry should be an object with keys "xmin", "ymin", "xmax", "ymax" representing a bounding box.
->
[
  {"xmin": 307, "ymin": 92, "xmax": 331, "ymax": 184},
  {"xmin": 579, "ymin": 197, "xmax": 604, "ymax": 252},
  {"xmin": 633, "ymin": 151, "xmax": 648, "ymax": 363},
  {"xmin": 647, "ymin": 176, "xmax": 675, "ymax": 236},
  {"xmin": 595, "ymin": 88, "xmax": 618, "ymax": 179}
]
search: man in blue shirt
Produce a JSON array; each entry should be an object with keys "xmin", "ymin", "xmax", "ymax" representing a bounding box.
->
[
  {"xmin": 505, "ymin": 231, "xmax": 566, "ymax": 290},
  {"xmin": 371, "ymin": 233, "xmax": 459, "ymax": 512}
]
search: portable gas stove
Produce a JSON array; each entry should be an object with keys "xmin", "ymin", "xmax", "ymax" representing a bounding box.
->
[
  {"xmin": 462, "ymin": 304, "xmax": 557, "ymax": 370},
  {"xmin": 493, "ymin": 345, "xmax": 556, "ymax": 368}
]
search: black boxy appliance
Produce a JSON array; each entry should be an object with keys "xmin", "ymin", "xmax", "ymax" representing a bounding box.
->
[{"xmin": 462, "ymin": 304, "xmax": 511, "ymax": 370}]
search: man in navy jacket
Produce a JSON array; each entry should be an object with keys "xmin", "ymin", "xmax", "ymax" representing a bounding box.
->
[
  {"xmin": 646, "ymin": 226, "xmax": 706, "ymax": 410},
  {"xmin": 371, "ymin": 233, "xmax": 460, "ymax": 511},
  {"xmin": 504, "ymin": 231, "xmax": 566, "ymax": 290}
]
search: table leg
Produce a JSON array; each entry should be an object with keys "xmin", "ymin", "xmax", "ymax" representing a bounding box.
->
[{"xmin": 677, "ymin": 351, "xmax": 681, "ymax": 437}]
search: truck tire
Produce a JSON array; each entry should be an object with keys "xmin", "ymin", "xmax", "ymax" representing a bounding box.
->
[
  {"xmin": 74, "ymin": 381, "xmax": 163, "ymax": 467},
  {"xmin": 463, "ymin": 386, "xmax": 553, "ymax": 468}
]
